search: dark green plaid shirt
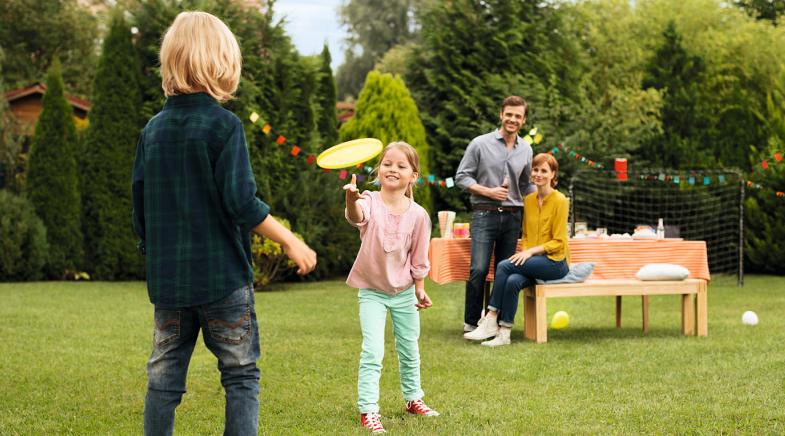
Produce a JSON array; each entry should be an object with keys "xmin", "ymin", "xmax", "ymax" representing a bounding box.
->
[{"xmin": 132, "ymin": 93, "xmax": 269, "ymax": 307}]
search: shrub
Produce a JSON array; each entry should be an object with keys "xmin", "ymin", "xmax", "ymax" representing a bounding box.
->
[
  {"xmin": 251, "ymin": 217, "xmax": 299, "ymax": 290},
  {"xmin": 0, "ymin": 190, "xmax": 48, "ymax": 281}
]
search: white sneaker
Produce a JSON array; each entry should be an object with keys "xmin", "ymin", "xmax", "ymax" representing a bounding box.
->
[
  {"xmin": 463, "ymin": 316, "xmax": 499, "ymax": 341},
  {"xmin": 464, "ymin": 323, "xmax": 477, "ymax": 333},
  {"xmin": 481, "ymin": 327, "xmax": 511, "ymax": 347}
]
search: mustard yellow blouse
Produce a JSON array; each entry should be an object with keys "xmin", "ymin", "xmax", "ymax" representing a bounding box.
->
[{"xmin": 521, "ymin": 190, "xmax": 570, "ymax": 264}]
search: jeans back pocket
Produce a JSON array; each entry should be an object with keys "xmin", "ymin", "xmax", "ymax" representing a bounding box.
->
[
  {"xmin": 153, "ymin": 310, "xmax": 181, "ymax": 347},
  {"xmin": 206, "ymin": 286, "xmax": 252, "ymax": 345}
]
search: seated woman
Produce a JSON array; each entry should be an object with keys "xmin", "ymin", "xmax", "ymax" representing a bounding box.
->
[{"xmin": 464, "ymin": 153, "xmax": 569, "ymax": 346}]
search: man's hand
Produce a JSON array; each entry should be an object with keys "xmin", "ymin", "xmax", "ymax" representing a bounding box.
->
[
  {"xmin": 509, "ymin": 250, "xmax": 531, "ymax": 266},
  {"xmin": 344, "ymin": 174, "xmax": 361, "ymax": 203},
  {"xmin": 485, "ymin": 185, "xmax": 509, "ymax": 201},
  {"xmin": 415, "ymin": 288, "xmax": 433, "ymax": 310},
  {"xmin": 282, "ymin": 237, "xmax": 317, "ymax": 275}
]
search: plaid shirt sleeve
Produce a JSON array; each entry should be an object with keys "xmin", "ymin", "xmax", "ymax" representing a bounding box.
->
[
  {"xmin": 131, "ymin": 130, "xmax": 146, "ymax": 254},
  {"xmin": 214, "ymin": 118, "xmax": 270, "ymax": 233}
]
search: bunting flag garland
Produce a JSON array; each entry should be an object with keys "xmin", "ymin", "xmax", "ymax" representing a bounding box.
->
[{"xmin": 247, "ymin": 112, "xmax": 784, "ymax": 200}]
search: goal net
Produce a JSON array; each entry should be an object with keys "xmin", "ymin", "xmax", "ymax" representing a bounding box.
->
[{"xmin": 568, "ymin": 169, "xmax": 743, "ymax": 283}]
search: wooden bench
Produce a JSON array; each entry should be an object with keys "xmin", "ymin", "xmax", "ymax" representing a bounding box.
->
[
  {"xmin": 523, "ymin": 278, "xmax": 708, "ymax": 343},
  {"xmin": 428, "ymin": 238, "xmax": 711, "ymax": 343}
]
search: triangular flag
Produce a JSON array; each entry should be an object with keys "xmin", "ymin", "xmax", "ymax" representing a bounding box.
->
[
  {"xmin": 673, "ymin": 176, "xmax": 680, "ymax": 184},
  {"xmin": 689, "ymin": 177, "xmax": 695, "ymax": 185},
  {"xmin": 290, "ymin": 145, "xmax": 301, "ymax": 156},
  {"xmin": 703, "ymin": 176, "xmax": 710, "ymax": 185},
  {"xmin": 719, "ymin": 175, "xmax": 726, "ymax": 184},
  {"xmin": 775, "ymin": 152, "xmax": 782, "ymax": 162},
  {"xmin": 357, "ymin": 174, "xmax": 366, "ymax": 182},
  {"xmin": 762, "ymin": 160, "xmax": 769, "ymax": 170},
  {"xmin": 339, "ymin": 170, "xmax": 348, "ymax": 180},
  {"xmin": 249, "ymin": 112, "xmax": 260, "ymax": 123},
  {"xmin": 262, "ymin": 124, "xmax": 272, "ymax": 134},
  {"xmin": 306, "ymin": 154, "xmax": 315, "ymax": 165},
  {"xmin": 445, "ymin": 177, "xmax": 455, "ymax": 188},
  {"xmin": 275, "ymin": 135, "xmax": 285, "ymax": 145}
]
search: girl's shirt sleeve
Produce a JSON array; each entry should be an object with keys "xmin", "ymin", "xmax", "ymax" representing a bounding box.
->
[
  {"xmin": 410, "ymin": 208, "xmax": 431, "ymax": 280},
  {"xmin": 345, "ymin": 190, "xmax": 372, "ymax": 229},
  {"xmin": 542, "ymin": 195, "xmax": 569, "ymax": 255}
]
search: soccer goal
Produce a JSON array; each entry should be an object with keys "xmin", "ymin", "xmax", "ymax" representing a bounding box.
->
[{"xmin": 568, "ymin": 169, "xmax": 744, "ymax": 286}]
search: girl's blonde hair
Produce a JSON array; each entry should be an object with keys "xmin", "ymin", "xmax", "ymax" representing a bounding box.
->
[
  {"xmin": 373, "ymin": 141, "xmax": 421, "ymax": 198},
  {"xmin": 159, "ymin": 11, "xmax": 241, "ymax": 102},
  {"xmin": 532, "ymin": 152, "xmax": 559, "ymax": 188}
]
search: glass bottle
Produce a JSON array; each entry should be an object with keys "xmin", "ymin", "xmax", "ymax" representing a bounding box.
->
[{"xmin": 657, "ymin": 218, "xmax": 665, "ymax": 239}]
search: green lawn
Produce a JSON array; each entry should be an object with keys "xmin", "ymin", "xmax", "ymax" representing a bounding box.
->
[{"xmin": 1, "ymin": 275, "xmax": 784, "ymax": 434}]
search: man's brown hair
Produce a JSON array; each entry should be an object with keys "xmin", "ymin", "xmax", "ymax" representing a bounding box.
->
[{"xmin": 500, "ymin": 96, "xmax": 528, "ymax": 118}]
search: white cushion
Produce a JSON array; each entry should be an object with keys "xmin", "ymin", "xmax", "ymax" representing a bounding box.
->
[{"xmin": 636, "ymin": 263, "xmax": 690, "ymax": 281}]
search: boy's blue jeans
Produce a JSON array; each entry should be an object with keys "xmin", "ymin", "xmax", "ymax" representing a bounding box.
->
[
  {"xmin": 358, "ymin": 287, "xmax": 424, "ymax": 414},
  {"xmin": 488, "ymin": 256, "xmax": 568, "ymax": 326},
  {"xmin": 144, "ymin": 284, "xmax": 260, "ymax": 436}
]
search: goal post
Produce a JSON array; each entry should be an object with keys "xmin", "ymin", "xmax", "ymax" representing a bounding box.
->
[{"xmin": 568, "ymin": 169, "xmax": 744, "ymax": 286}]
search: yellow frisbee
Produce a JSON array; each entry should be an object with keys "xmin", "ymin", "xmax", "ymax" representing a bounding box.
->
[{"xmin": 316, "ymin": 138, "xmax": 383, "ymax": 169}]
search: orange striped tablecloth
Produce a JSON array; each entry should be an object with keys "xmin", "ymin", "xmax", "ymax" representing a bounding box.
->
[{"xmin": 428, "ymin": 238, "xmax": 710, "ymax": 285}]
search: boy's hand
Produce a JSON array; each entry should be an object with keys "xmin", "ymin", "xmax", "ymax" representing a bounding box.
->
[
  {"xmin": 415, "ymin": 288, "xmax": 433, "ymax": 310},
  {"xmin": 343, "ymin": 174, "xmax": 361, "ymax": 203},
  {"xmin": 283, "ymin": 238, "xmax": 317, "ymax": 275}
]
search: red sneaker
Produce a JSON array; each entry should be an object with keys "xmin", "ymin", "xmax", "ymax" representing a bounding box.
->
[
  {"xmin": 360, "ymin": 412, "xmax": 386, "ymax": 433},
  {"xmin": 406, "ymin": 399, "xmax": 440, "ymax": 417}
]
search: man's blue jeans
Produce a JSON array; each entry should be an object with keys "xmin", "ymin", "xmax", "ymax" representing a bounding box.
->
[
  {"xmin": 144, "ymin": 284, "xmax": 260, "ymax": 436},
  {"xmin": 465, "ymin": 209, "xmax": 522, "ymax": 327},
  {"xmin": 488, "ymin": 256, "xmax": 568, "ymax": 326}
]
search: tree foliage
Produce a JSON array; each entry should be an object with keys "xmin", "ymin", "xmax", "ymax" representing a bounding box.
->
[
  {"xmin": 340, "ymin": 71, "xmax": 433, "ymax": 214},
  {"xmin": 0, "ymin": 49, "xmax": 22, "ymax": 192},
  {"xmin": 81, "ymin": 14, "xmax": 144, "ymax": 280},
  {"xmin": 0, "ymin": 0, "xmax": 98, "ymax": 96},
  {"xmin": 0, "ymin": 190, "xmax": 48, "ymax": 281},
  {"xmin": 407, "ymin": 0, "xmax": 581, "ymax": 211},
  {"xmin": 336, "ymin": 0, "xmax": 420, "ymax": 99},
  {"xmin": 26, "ymin": 60, "xmax": 83, "ymax": 277},
  {"xmin": 316, "ymin": 44, "xmax": 339, "ymax": 147}
]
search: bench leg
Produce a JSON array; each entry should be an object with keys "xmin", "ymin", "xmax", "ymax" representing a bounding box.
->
[
  {"xmin": 535, "ymin": 295, "xmax": 547, "ymax": 343},
  {"xmin": 524, "ymin": 290, "xmax": 536, "ymax": 342},
  {"xmin": 642, "ymin": 296, "xmax": 649, "ymax": 335},
  {"xmin": 681, "ymin": 293, "xmax": 695, "ymax": 335},
  {"xmin": 615, "ymin": 296, "xmax": 622, "ymax": 328},
  {"xmin": 696, "ymin": 281, "xmax": 708, "ymax": 336}
]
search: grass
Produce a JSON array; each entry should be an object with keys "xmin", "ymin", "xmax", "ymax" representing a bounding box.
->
[{"xmin": 1, "ymin": 275, "xmax": 784, "ymax": 434}]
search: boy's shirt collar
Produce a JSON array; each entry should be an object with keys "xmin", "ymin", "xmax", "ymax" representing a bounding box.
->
[{"xmin": 164, "ymin": 92, "xmax": 219, "ymax": 108}]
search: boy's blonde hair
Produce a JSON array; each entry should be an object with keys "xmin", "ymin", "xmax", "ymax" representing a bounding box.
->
[
  {"xmin": 373, "ymin": 141, "xmax": 421, "ymax": 198},
  {"xmin": 160, "ymin": 11, "xmax": 241, "ymax": 102}
]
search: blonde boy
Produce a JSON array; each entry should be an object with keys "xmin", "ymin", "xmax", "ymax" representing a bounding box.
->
[{"xmin": 132, "ymin": 11, "xmax": 316, "ymax": 435}]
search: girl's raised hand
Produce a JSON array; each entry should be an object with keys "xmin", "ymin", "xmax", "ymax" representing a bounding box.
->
[
  {"xmin": 343, "ymin": 174, "xmax": 361, "ymax": 202},
  {"xmin": 415, "ymin": 288, "xmax": 433, "ymax": 310}
]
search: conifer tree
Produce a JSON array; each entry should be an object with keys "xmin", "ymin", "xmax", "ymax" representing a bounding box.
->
[
  {"xmin": 340, "ymin": 71, "xmax": 433, "ymax": 214},
  {"xmin": 641, "ymin": 21, "xmax": 714, "ymax": 169},
  {"xmin": 407, "ymin": 0, "xmax": 580, "ymax": 211},
  {"xmin": 316, "ymin": 44, "xmax": 338, "ymax": 147},
  {"xmin": 26, "ymin": 60, "xmax": 83, "ymax": 277},
  {"xmin": 81, "ymin": 15, "xmax": 143, "ymax": 279}
]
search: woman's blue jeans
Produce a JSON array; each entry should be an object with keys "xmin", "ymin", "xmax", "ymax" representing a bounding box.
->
[
  {"xmin": 488, "ymin": 256, "xmax": 568, "ymax": 327},
  {"xmin": 144, "ymin": 284, "xmax": 260, "ymax": 436}
]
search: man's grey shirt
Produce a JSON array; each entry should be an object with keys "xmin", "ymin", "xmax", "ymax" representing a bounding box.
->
[{"xmin": 455, "ymin": 130, "xmax": 536, "ymax": 207}]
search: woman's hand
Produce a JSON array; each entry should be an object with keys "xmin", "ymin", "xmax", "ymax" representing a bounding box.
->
[
  {"xmin": 343, "ymin": 174, "xmax": 361, "ymax": 203},
  {"xmin": 415, "ymin": 288, "xmax": 433, "ymax": 310},
  {"xmin": 509, "ymin": 250, "xmax": 532, "ymax": 266}
]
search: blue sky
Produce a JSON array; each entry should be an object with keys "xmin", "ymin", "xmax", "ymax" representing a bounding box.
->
[{"xmin": 273, "ymin": 0, "xmax": 347, "ymax": 71}]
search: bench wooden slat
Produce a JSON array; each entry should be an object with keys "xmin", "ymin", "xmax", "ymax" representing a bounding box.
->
[{"xmin": 530, "ymin": 279, "xmax": 703, "ymax": 298}]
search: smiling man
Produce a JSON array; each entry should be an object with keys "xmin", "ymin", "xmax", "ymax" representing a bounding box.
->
[{"xmin": 455, "ymin": 95, "xmax": 536, "ymax": 335}]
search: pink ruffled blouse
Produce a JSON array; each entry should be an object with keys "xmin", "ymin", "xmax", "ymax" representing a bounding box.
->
[{"xmin": 346, "ymin": 191, "xmax": 431, "ymax": 295}]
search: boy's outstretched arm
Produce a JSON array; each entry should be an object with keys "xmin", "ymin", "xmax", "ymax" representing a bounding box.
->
[{"xmin": 253, "ymin": 216, "xmax": 317, "ymax": 275}]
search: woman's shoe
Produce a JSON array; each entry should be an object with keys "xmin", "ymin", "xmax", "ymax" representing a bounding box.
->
[{"xmin": 481, "ymin": 327, "xmax": 511, "ymax": 347}]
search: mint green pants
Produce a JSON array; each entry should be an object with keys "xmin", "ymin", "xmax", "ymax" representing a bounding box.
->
[{"xmin": 357, "ymin": 287, "xmax": 424, "ymax": 414}]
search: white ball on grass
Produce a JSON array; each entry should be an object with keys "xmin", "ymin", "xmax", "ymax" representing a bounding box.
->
[{"xmin": 741, "ymin": 311, "xmax": 759, "ymax": 326}]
